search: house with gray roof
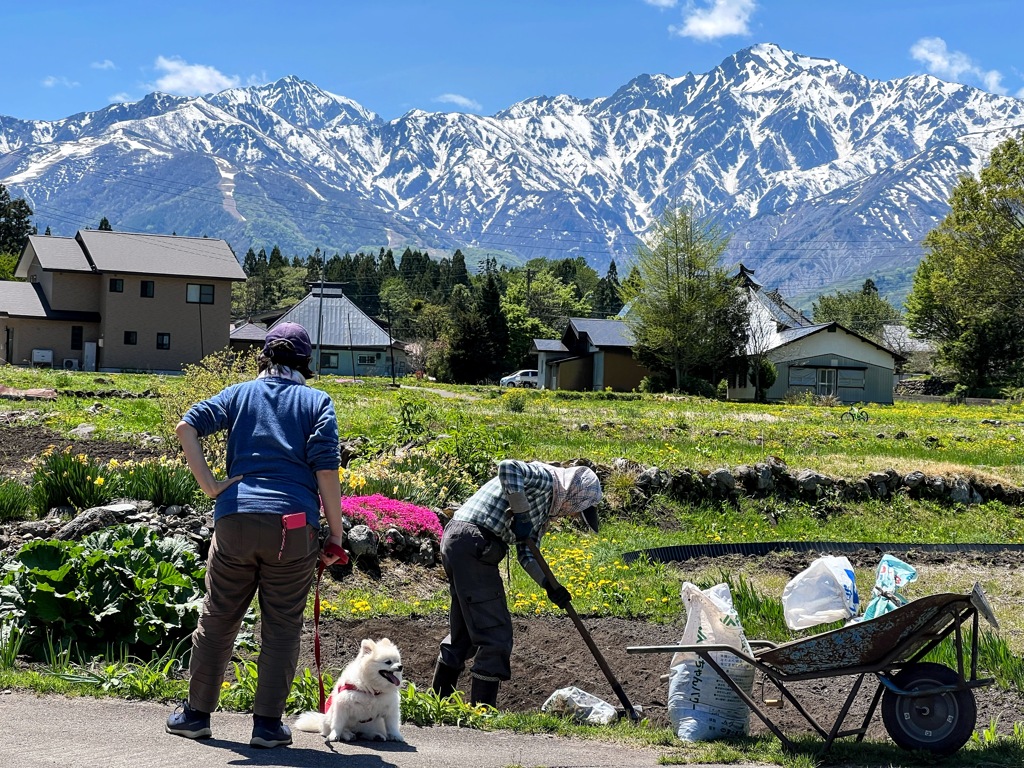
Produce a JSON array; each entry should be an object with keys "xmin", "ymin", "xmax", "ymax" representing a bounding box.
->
[
  {"xmin": 531, "ymin": 317, "xmax": 650, "ymax": 392},
  {"xmin": 4, "ymin": 230, "xmax": 245, "ymax": 372},
  {"xmin": 270, "ymin": 283, "xmax": 410, "ymax": 378},
  {"xmin": 733, "ymin": 265, "xmax": 902, "ymax": 404}
]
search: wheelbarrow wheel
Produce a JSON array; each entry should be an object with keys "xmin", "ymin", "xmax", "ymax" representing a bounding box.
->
[{"xmin": 881, "ymin": 662, "xmax": 977, "ymax": 756}]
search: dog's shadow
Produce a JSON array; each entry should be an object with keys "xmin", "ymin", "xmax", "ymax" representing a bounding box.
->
[{"xmin": 200, "ymin": 737, "xmax": 415, "ymax": 767}]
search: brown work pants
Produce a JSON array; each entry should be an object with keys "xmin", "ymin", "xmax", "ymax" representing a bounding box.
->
[{"xmin": 187, "ymin": 513, "xmax": 318, "ymax": 718}]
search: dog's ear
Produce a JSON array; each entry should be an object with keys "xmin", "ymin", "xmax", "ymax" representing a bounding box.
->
[{"xmin": 360, "ymin": 638, "xmax": 376, "ymax": 655}]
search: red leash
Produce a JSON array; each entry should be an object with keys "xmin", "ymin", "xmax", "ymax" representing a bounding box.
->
[
  {"xmin": 314, "ymin": 539, "xmax": 348, "ymax": 714},
  {"xmin": 314, "ymin": 560, "xmax": 327, "ymax": 713}
]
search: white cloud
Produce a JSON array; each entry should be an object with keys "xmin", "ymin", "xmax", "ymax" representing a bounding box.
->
[
  {"xmin": 671, "ymin": 0, "xmax": 756, "ymax": 40},
  {"xmin": 108, "ymin": 92, "xmax": 134, "ymax": 104},
  {"xmin": 910, "ymin": 37, "xmax": 1007, "ymax": 95},
  {"xmin": 151, "ymin": 56, "xmax": 240, "ymax": 95},
  {"xmin": 41, "ymin": 75, "xmax": 80, "ymax": 88},
  {"xmin": 91, "ymin": 59, "xmax": 116, "ymax": 70},
  {"xmin": 643, "ymin": 0, "xmax": 677, "ymax": 7},
  {"xmin": 434, "ymin": 93, "xmax": 483, "ymax": 111}
]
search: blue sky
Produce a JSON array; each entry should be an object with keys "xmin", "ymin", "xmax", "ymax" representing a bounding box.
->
[{"xmin": 3, "ymin": 0, "xmax": 1022, "ymax": 122}]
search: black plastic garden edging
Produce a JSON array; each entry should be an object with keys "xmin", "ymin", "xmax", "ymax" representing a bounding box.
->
[{"xmin": 621, "ymin": 541, "xmax": 1024, "ymax": 565}]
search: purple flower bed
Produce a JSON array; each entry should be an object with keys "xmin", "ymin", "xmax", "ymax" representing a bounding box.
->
[{"xmin": 340, "ymin": 494, "xmax": 443, "ymax": 539}]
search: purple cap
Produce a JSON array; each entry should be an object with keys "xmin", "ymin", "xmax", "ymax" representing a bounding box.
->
[{"xmin": 263, "ymin": 322, "xmax": 312, "ymax": 359}]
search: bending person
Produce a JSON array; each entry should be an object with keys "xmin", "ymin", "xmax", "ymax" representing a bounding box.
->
[{"xmin": 431, "ymin": 459, "xmax": 601, "ymax": 707}]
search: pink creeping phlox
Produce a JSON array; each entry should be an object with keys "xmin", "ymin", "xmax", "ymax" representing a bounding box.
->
[{"xmin": 340, "ymin": 494, "xmax": 443, "ymax": 539}]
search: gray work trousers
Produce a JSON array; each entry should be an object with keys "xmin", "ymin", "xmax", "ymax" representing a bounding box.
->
[
  {"xmin": 438, "ymin": 519, "xmax": 513, "ymax": 682},
  {"xmin": 187, "ymin": 513, "xmax": 318, "ymax": 718}
]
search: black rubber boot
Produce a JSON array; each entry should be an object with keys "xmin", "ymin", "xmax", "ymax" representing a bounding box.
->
[
  {"xmin": 470, "ymin": 677, "xmax": 500, "ymax": 707},
  {"xmin": 430, "ymin": 661, "xmax": 461, "ymax": 698}
]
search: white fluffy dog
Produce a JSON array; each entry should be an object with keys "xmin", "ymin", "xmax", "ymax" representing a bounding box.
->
[{"xmin": 295, "ymin": 637, "xmax": 405, "ymax": 743}]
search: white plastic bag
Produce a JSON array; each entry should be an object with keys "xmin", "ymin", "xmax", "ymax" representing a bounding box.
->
[
  {"xmin": 667, "ymin": 582, "xmax": 754, "ymax": 741},
  {"xmin": 782, "ymin": 555, "xmax": 860, "ymax": 630},
  {"xmin": 541, "ymin": 686, "xmax": 618, "ymax": 725}
]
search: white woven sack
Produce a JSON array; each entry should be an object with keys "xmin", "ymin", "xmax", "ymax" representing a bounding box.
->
[{"xmin": 667, "ymin": 582, "xmax": 754, "ymax": 741}]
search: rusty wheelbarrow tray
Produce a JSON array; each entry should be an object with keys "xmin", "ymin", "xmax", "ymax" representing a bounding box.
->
[{"xmin": 628, "ymin": 582, "xmax": 999, "ymax": 755}]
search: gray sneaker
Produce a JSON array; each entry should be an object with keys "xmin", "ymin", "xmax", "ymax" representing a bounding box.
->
[
  {"xmin": 165, "ymin": 701, "xmax": 212, "ymax": 739},
  {"xmin": 250, "ymin": 717, "xmax": 291, "ymax": 748}
]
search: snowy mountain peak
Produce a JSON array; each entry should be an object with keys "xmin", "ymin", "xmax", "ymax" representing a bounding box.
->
[
  {"xmin": 212, "ymin": 75, "xmax": 380, "ymax": 128},
  {"xmin": 3, "ymin": 45, "xmax": 1024, "ymax": 302}
]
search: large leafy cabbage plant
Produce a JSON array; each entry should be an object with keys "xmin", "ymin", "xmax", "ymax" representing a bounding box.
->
[{"xmin": 0, "ymin": 525, "xmax": 205, "ymax": 661}]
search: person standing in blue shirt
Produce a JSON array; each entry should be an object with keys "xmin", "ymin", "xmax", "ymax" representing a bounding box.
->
[
  {"xmin": 165, "ymin": 322, "xmax": 348, "ymax": 749},
  {"xmin": 430, "ymin": 459, "xmax": 602, "ymax": 707}
]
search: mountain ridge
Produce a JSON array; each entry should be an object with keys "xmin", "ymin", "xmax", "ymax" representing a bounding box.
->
[{"xmin": 3, "ymin": 42, "xmax": 1023, "ymax": 301}]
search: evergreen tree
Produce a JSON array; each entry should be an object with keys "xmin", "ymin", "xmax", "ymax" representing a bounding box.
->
[
  {"xmin": 0, "ymin": 183, "xmax": 34, "ymax": 256},
  {"xmin": 476, "ymin": 271, "xmax": 510, "ymax": 377},
  {"xmin": 44, "ymin": 226, "xmax": 51, "ymax": 236},
  {"xmin": 592, "ymin": 259, "xmax": 624, "ymax": 317},
  {"xmin": 97, "ymin": 217, "xmax": 113, "ymax": 231},
  {"xmin": 450, "ymin": 249, "xmax": 470, "ymax": 289}
]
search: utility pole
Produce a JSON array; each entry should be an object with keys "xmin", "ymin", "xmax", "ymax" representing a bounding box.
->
[
  {"xmin": 315, "ymin": 251, "xmax": 325, "ymax": 378},
  {"xmin": 385, "ymin": 304, "xmax": 397, "ymax": 387}
]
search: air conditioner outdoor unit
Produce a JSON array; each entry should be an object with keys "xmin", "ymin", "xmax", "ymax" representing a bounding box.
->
[
  {"xmin": 62, "ymin": 358, "xmax": 80, "ymax": 371},
  {"xmin": 31, "ymin": 348, "xmax": 53, "ymax": 366}
]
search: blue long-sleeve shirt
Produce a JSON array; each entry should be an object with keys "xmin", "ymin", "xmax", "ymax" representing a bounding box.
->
[{"xmin": 181, "ymin": 376, "xmax": 339, "ymax": 525}]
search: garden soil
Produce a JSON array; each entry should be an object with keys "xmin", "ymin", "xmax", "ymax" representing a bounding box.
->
[{"xmin": 5, "ymin": 426, "xmax": 1024, "ymax": 741}]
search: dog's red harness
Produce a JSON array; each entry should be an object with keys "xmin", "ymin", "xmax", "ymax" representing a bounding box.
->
[{"xmin": 324, "ymin": 683, "xmax": 382, "ymax": 722}]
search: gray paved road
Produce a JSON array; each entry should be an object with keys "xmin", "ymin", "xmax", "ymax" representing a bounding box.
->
[{"xmin": 1, "ymin": 692, "xmax": 770, "ymax": 768}]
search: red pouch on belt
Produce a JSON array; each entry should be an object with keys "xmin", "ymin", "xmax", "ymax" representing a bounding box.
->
[{"xmin": 278, "ymin": 513, "xmax": 307, "ymax": 560}]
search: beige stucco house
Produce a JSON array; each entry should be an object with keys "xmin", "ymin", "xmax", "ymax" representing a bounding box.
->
[{"xmin": 1, "ymin": 230, "xmax": 245, "ymax": 372}]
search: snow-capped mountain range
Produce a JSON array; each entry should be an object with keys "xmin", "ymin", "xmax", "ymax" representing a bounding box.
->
[{"xmin": 2, "ymin": 43, "xmax": 1022, "ymax": 301}]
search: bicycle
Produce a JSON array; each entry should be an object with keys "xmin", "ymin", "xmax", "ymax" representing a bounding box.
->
[{"xmin": 840, "ymin": 405, "xmax": 870, "ymax": 422}]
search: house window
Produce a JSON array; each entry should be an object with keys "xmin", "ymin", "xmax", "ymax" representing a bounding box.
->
[
  {"xmin": 729, "ymin": 370, "xmax": 747, "ymax": 389},
  {"xmin": 141, "ymin": 280, "xmax": 155, "ymax": 298},
  {"xmin": 124, "ymin": 331, "xmax": 137, "ymax": 345},
  {"xmin": 156, "ymin": 333, "xmax": 170, "ymax": 350},
  {"xmin": 817, "ymin": 368, "xmax": 836, "ymax": 396},
  {"xmin": 186, "ymin": 283, "xmax": 215, "ymax": 304},
  {"xmin": 321, "ymin": 352, "xmax": 339, "ymax": 368},
  {"xmin": 837, "ymin": 369, "xmax": 865, "ymax": 388},
  {"xmin": 357, "ymin": 353, "xmax": 377, "ymax": 366},
  {"xmin": 109, "ymin": 278, "xmax": 123, "ymax": 293},
  {"xmin": 71, "ymin": 326, "xmax": 83, "ymax": 351}
]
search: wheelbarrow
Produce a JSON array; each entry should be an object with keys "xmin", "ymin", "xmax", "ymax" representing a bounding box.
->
[{"xmin": 628, "ymin": 582, "xmax": 999, "ymax": 756}]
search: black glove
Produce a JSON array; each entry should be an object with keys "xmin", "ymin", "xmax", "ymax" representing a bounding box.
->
[
  {"xmin": 543, "ymin": 578, "xmax": 572, "ymax": 609},
  {"xmin": 512, "ymin": 513, "xmax": 533, "ymax": 542}
]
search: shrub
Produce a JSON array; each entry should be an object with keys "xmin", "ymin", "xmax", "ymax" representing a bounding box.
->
[
  {"xmin": 0, "ymin": 525, "xmax": 205, "ymax": 661},
  {"xmin": 783, "ymin": 388, "xmax": 814, "ymax": 405},
  {"xmin": 0, "ymin": 479, "xmax": 32, "ymax": 522},
  {"xmin": 30, "ymin": 446, "xmax": 115, "ymax": 515},
  {"xmin": 340, "ymin": 494, "xmax": 443, "ymax": 539},
  {"xmin": 159, "ymin": 348, "xmax": 260, "ymax": 470},
  {"xmin": 815, "ymin": 393, "xmax": 842, "ymax": 407},
  {"xmin": 502, "ymin": 389, "xmax": 527, "ymax": 413},
  {"xmin": 677, "ymin": 375, "xmax": 716, "ymax": 399},
  {"xmin": 715, "ymin": 379, "xmax": 728, "ymax": 400},
  {"xmin": 949, "ymin": 383, "xmax": 969, "ymax": 405},
  {"xmin": 113, "ymin": 457, "xmax": 202, "ymax": 508}
]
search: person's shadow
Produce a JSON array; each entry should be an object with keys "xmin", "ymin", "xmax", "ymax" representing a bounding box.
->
[{"xmin": 200, "ymin": 736, "xmax": 416, "ymax": 768}]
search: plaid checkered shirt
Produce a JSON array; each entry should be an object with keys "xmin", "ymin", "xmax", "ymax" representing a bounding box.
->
[{"xmin": 452, "ymin": 459, "xmax": 554, "ymax": 581}]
